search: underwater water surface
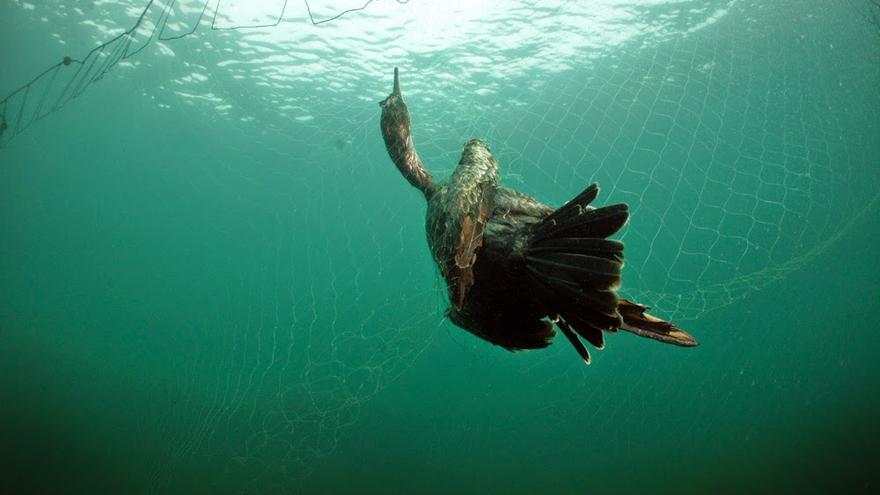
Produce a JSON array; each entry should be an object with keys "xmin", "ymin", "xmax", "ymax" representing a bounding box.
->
[{"xmin": 1, "ymin": 0, "xmax": 878, "ymax": 493}]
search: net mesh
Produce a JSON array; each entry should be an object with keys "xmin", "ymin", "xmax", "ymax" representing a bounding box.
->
[
  {"xmin": 0, "ymin": 0, "xmax": 417, "ymax": 144},
  {"xmin": 2, "ymin": 0, "xmax": 879, "ymax": 491}
]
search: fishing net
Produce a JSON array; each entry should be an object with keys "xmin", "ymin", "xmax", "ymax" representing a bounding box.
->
[{"xmin": 2, "ymin": 0, "xmax": 878, "ymax": 491}]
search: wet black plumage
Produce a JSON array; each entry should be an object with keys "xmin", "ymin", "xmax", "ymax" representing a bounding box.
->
[{"xmin": 379, "ymin": 68, "xmax": 696, "ymax": 364}]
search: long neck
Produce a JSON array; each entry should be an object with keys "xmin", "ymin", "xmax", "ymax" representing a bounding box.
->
[{"xmin": 379, "ymin": 70, "xmax": 436, "ymax": 199}]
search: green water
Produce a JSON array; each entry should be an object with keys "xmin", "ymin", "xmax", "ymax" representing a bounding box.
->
[{"xmin": 1, "ymin": 1, "xmax": 878, "ymax": 493}]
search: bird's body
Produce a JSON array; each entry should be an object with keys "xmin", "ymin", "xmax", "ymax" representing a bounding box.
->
[{"xmin": 380, "ymin": 68, "xmax": 696, "ymax": 364}]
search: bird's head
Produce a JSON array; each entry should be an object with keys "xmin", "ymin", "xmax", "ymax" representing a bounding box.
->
[{"xmin": 379, "ymin": 67, "xmax": 405, "ymax": 112}]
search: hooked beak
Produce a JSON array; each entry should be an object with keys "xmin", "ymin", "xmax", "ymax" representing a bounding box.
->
[
  {"xmin": 391, "ymin": 67, "xmax": 401, "ymax": 97},
  {"xmin": 380, "ymin": 67, "xmax": 404, "ymax": 109}
]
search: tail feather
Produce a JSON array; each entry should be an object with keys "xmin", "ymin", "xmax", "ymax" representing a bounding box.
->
[
  {"xmin": 561, "ymin": 313, "xmax": 607, "ymax": 349},
  {"xmin": 618, "ymin": 299, "xmax": 697, "ymax": 347},
  {"xmin": 557, "ymin": 319, "xmax": 593, "ymax": 364},
  {"xmin": 523, "ymin": 183, "xmax": 696, "ymax": 362}
]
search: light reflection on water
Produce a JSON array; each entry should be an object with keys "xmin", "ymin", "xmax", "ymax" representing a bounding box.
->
[{"xmin": 28, "ymin": 0, "xmax": 735, "ymax": 120}]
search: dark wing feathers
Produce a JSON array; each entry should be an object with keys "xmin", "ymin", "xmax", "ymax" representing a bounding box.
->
[
  {"xmin": 523, "ymin": 184, "xmax": 632, "ymax": 361},
  {"xmin": 525, "ymin": 266, "xmax": 619, "ymax": 315},
  {"xmin": 447, "ymin": 179, "xmax": 696, "ymax": 363},
  {"xmin": 557, "ymin": 319, "xmax": 592, "ymax": 364},
  {"xmin": 532, "ymin": 203, "xmax": 629, "ymax": 242},
  {"xmin": 529, "ymin": 238, "xmax": 624, "ymax": 263},
  {"xmin": 525, "ymin": 252, "xmax": 621, "ymax": 288},
  {"xmin": 538, "ymin": 183, "xmax": 600, "ymax": 227},
  {"xmin": 562, "ymin": 313, "xmax": 607, "ymax": 349}
]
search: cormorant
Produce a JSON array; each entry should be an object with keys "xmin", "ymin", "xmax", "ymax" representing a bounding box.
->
[{"xmin": 379, "ymin": 68, "xmax": 697, "ymax": 364}]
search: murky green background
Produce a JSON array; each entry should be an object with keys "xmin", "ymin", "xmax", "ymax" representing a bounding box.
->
[{"xmin": 1, "ymin": 0, "xmax": 878, "ymax": 493}]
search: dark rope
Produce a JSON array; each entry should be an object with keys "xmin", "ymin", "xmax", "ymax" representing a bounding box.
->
[{"xmin": 0, "ymin": 0, "xmax": 410, "ymax": 147}]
